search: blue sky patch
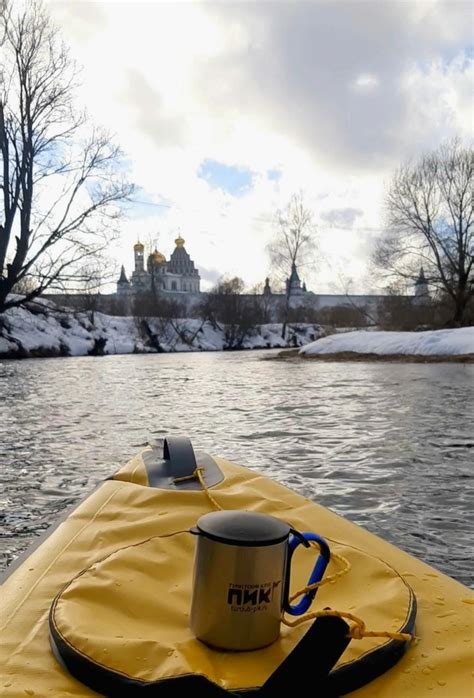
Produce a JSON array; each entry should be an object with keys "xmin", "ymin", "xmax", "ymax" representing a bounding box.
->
[
  {"xmin": 198, "ymin": 159, "xmax": 254, "ymax": 196},
  {"xmin": 126, "ymin": 187, "xmax": 172, "ymax": 218},
  {"xmin": 267, "ymin": 169, "xmax": 282, "ymax": 181}
]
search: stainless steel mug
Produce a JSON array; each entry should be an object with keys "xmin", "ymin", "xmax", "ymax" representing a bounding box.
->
[{"xmin": 189, "ymin": 510, "xmax": 330, "ymax": 650}]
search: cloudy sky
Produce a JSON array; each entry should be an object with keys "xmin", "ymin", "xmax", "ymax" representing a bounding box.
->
[{"xmin": 48, "ymin": 0, "xmax": 473, "ymax": 292}]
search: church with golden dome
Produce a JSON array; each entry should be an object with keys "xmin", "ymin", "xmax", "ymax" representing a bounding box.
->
[{"xmin": 117, "ymin": 236, "xmax": 201, "ymax": 298}]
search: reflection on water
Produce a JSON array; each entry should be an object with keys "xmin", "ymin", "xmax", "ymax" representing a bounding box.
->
[{"xmin": 0, "ymin": 352, "xmax": 473, "ymax": 586}]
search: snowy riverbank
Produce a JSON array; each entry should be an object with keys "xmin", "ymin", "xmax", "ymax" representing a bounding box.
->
[
  {"xmin": 299, "ymin": 327, "xmax": 474, "ymax": 361},
  {"xmin": 0, "ymin": 300, "xmax": 324, "ymax": 359}
]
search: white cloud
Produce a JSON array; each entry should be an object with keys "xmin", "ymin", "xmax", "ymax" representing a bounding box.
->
[
  {"xmin": 351, "ymin": 73, "xmax": 380, "ymax": 91},
  {"xmin": 46, "ymin": 0, "xmax": 473, "ymax": 294}
]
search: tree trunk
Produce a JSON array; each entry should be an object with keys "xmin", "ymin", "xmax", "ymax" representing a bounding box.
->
[
  {"xmin": 281, "ymin": 291, "xmax": 290, "ymax": 339},
  {"xmin": 0, "ymin": 285, "xmax": 8, "ymax": 315},
  {"xmin": 452, "ymin": 292, "xmax": 467, "ymax": 326}
]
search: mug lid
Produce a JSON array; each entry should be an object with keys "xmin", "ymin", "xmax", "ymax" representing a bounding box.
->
[{"xmin": 194, "ymin": 510, "xmax": 290, "ymax": 547}]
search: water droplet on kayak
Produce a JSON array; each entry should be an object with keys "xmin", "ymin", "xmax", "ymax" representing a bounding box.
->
[
  {"xmin": 437, "ymin": 680, "xmax": 447, "ymax": 687},
  {"xmin": 422, "ymin": 668, "xmax": 431, "ymax": 675},
  {"xmin": 461, "ymin": 598, "xmax": 474, "ymax": 604},
  {"xmin": 115, "ymin": 634, "xmax": 124, "ymax": 638},
  {"xmin": 4, "ymin": 684, "xmax": 12, "ymax": 688},
  {"xmin": 24, "ymin": 691, "xmax": 34, "ymax": 696},
  {"xmin": 435, "ymin": 645, "xmax": 445, "ymax": 650},
  {"xmin": 435, "ymin": 596, "xmax": 445, "ymax": 601},
  {"xmin": 167, "ymin": 650, "xmax": 174, "ymax": 656},
  {"xmin": 421, "ymin": 653, "xmax": 429, "ymax": 658}
]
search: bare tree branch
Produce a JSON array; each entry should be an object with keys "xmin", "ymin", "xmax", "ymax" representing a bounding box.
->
[
  {"xmin": 373, "ymin": 139, "xmax": 473, "ymax": 325},
  {"xmin": 0, "ymin": 0, "xmax": 134, "ymax": 313},
  {"xmin": 267, "ymin": 191, "xmax": 317, "ymax": 337}
]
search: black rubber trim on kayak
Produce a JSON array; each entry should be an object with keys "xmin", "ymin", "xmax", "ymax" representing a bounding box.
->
[
  {"xmin": 49, "ymin": 609, "xmax": 350, "ymax": 697},
  {"xmin": 327, "ymin": 588, "xmax": 417, "ymax": 696},
  {"xmin": 143, "ymin": 436, "xmax": 224, "ymax": 490}
]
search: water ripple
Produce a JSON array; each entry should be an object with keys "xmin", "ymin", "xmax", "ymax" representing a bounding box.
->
[{"xmin": 0, "ymin": 352, "xmax": 473, "ymax": 587}]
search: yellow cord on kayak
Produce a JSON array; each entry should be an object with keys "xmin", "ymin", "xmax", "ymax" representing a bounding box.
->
[
  {"xmin": 282, "ymin": 608, "xmax": 412, "ymax": 642},
  {"xmin": 175, "ymin": 467, "xmax": 413, "ymax": 644},
  {"xmin": 174, "ymin": 467, "xmax": 223, "ymax": 511},
  {"xmin": 290, "ymin": 544, "xmax": 351, "ymax": 598}
]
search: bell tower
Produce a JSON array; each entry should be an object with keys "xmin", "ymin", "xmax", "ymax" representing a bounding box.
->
[{"xmin": 134, "ymin": 241, "xmax": 145, "ymax": 272}]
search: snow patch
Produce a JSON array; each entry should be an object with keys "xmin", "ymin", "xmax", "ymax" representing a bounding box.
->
[
  {"xmin": 0, "ymin": 301, "xmax": 325, "ymax": 359},
  {"xmin": 300, "ymin": 328, "xmax": 474, "ymax": 357}
]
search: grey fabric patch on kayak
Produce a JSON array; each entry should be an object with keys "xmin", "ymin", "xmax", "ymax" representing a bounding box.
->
[{"xmin": 144, "ymin": 436, "xmax": 224, "ymax": 490}]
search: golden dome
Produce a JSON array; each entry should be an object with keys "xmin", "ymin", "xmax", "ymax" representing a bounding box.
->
[
  {"xmin": 175, "ymin": 235, "xmax": 185, "ymax": 248},
  {"xmin": 134, "ymin": 241, "xmax": 144, "ymax": 251},
  {"xmin": 150, "ymin": 248, "xmax": 166, "ymax": 265}
]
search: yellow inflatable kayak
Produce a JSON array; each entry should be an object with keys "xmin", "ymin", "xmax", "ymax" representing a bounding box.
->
[{"xmin": 1, "ymin": 437, "xmax": 473, "ymax": 697}]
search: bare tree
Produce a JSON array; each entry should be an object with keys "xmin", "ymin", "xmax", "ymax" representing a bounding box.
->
[
  {"xmin": 71, "ymin": 258, "xmax": 117, "ymax": 324},
  {"xmin": 198, "ymin": 276, "xmax": 259, "ymax": 348},
  {"xmin": 267, "ymin": 192, "xmax": 317, "ymax": 337},
  {"xmin": 0, "ymin": 1, "xmax": 133, "ymax": 314},
  {"xmin": 248, "ymin": 281, "xmax": 275, "ymax": 324},
  {"xmin": 374, "ymin": 140, "xmax": 473, "ymax": 325}
]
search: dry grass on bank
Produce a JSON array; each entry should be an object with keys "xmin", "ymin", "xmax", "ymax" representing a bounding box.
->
[{"xmin": 271, "ymin": 349, "xmax": 474, "ymax": 363}]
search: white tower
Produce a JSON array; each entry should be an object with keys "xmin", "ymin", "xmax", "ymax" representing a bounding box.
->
[{"xmin": 134, "ymin": 241, "xmax": 145, "ymax": 272}]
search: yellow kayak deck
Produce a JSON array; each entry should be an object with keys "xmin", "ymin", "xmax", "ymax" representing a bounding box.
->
[{"xmin": 1, "ymin": 443, "xmax": 473, "ymax": 696}]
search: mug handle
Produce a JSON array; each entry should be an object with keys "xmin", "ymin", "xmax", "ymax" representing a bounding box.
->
[{"xmin": 283, "ymin": 531, "xmax": 331, "ymax": 616}]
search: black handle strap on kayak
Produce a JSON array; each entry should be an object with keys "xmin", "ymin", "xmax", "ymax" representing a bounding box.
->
[
  {"xmin": 259, "ymin": 614, "xmax": 351, "ymax": 697},
  {"xmin": 143, "ymin": 435, "xmax": 224, "ymax": 490},
  {"xmin": 163, "ymin": 435, "xmax": 197, "ymax": 470},
  {"xmin": 49, "ymin": 613, "xmax": 351, "ymax": 697}
]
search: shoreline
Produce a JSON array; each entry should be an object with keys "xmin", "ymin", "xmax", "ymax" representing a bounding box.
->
[
  {"xmin": 0, "ymin": 302, "xmax": 324, "ymax": 360},
  {"xmin": 2, "ymin": 302, "xmax": 472, "ymax": 363},
  {"xmin": 274, "ymin": 349, "xmax": 474, "ymax": 363},
  {"xmin": 0, "ymin": 344, "xmax": 285, "ymax": 361}
]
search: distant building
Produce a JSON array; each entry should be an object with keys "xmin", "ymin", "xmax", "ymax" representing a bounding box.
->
[
  {"xmin": 111, "ymin": 236, "xmax": 427, "ymax": 320},
  {"xmin": 117, "ymin": 236, "xmax": 200, "ymax": 299},
  {"xmin": 260, "ymin": 262, "xmax": 429, "ymax": 320},
  {"xmin": 286, "ymin": 262, "xmax": 305, "ymax": 296}
]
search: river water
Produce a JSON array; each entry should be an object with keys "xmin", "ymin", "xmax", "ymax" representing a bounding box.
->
[{"xmin": 0, "ymin": 351, "xmax": 473, "ymax": 586}]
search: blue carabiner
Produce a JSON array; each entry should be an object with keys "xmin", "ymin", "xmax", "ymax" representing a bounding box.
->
[{"xmin": 283, "ymin": 531, "xmax": 331, "ymax": 616}]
